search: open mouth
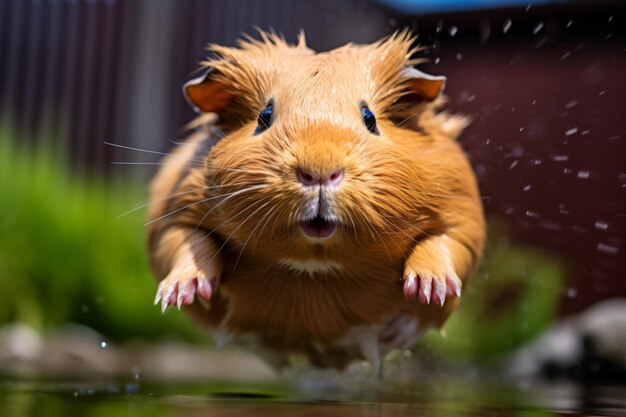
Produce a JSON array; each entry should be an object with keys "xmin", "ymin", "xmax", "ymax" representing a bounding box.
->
[{"xmin": 299, "ymin": 215, "xmax": 338, "ymax": 239}]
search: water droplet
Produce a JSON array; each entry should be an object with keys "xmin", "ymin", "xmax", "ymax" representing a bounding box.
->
[
  {"xmin": 561, "ymin": 51, "xmax": 572, "ymax": 60},
  {"xmin": 608, "ymin": 15, "xmax": 613, "ymax": 22},
  {"xmin": 597, "ymin": 242, "xmax": 618, "ymax": 255},
  {"xmin": 551, "ymin": 155, "xmax": 569, "ymax": 162},
  {"xmin": 565, "ymin": 100, "xmax": 578, "ymax": 109},
  {"xmin": 434, "ymin": 57, "xmax": 441, "ymax": 64},
  {"xmin": 502, "ymin": 19, "xmax": 512, "ymax": 33},
  {"xmin": 100, "ymin": 341, "xmax": 108, "ymax": 349},
  {"xmin": 565, "ymin": 127, "xmax": 578, "ymax": 136},
  {"xmin": 532, "ymin": 159, "xmax": 542, "ymax": 165},
  {"xmin": 594, "ymin": 220, "xmax": 608, "ymax": 230},
  {"xmin": 509, "ymin": 160, "xmax": 518, "ymax": 170},
  {"xmin": 598, "ymin": 90, "xmax": 606, "ymax": 96},
  {"xmin": 525, "ymin": 4, "xmax": 532, "ymax": 12},
  {"xmin": 577, "ymin": 170, "xmax": 590, "ymax": 179},
  {"xmin": 525, "ymin": 210, "xmax": 539, "ymax": 218},
  {"xmin": 456, "ymin": 53, "xmax": 463, "ymax": 61},
  {"xmin": 449, "ymin": 26, "xmax": 458, "ymax": 37},
  {"xmin": 566, "ymin": 20, "xmax": 573, "ymax": 28},
  {"xmin": 519, "ymin": 127, "xmax": 524, "ymax": 132},
  {"xmin": 523, "ymin": 185, "xmax": 532, "ymax": 191},
  {"xmin": 567, "ymin": 288, "xmax": 578, "ymax": 298},
  {"xmin": 533, "ymin": 22, "xmax": 544, "ymax": 35},
  {"xmin": 131, "ymin": 365, "xmax": 141, "ymax": 380},
  {"xmin": 436, "ymin": 20, "xmax": 443, "ymax": 33}
]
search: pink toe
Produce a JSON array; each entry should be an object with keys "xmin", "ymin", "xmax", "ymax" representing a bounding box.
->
[
  {"xmin": 403, "ymin": 275, "xmax": 417, "ymax": 300},
  {"xmin": 166, "ymin": 283, "xmax": 178, "ymax": 306},
  {"xmin": 197, "ymin": 277, "xmax": 214, "ymax": 300},
  {"xmin": 446, "ymin": 273, "xmax": 462, "ymax": 297},
  {"xmin": 433, "ymin": 279, "xmax": 446, "ymax": 306},
  {"xmin": 180, "ymin": 280, "xmax": 197, "ymax": 305},
  {"xmin": 418, "ymin": 276, "xmax": 432, "ymax": 304}
]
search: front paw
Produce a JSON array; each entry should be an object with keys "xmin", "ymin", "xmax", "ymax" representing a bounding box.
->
[
  {"xmin": 154, "ymin": 265, "xmax": 218, "ymax": 313},
  {"xmin": 403, "ymin": 271, "xmax": 461, "ymax": 306},
  {"xmin": 402, "ymin": 236, "xmax": 462, "ymax": 306}
]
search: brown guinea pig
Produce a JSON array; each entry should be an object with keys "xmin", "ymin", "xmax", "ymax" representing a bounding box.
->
[{"xmin": 148, "ymin": 30, "xmax": 485, "ymax": 370}]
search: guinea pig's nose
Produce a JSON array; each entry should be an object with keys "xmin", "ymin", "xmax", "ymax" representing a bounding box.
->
[{"xmin": 296, "ymin": 168, "xmax": 344, "ymax": 187}]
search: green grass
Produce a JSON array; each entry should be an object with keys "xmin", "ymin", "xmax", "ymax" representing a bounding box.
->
[{"xmin": 0, "ymin": 136, "xmax": 203, "ymax": 342}]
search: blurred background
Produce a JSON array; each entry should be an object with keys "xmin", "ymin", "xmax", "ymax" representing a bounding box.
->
[{"xmin": 0, "ymin": 0, "xmax": 624, "ymax": 408}]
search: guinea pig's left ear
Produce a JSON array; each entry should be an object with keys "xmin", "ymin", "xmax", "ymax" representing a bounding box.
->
[
  {"xmin": 401, "ymin": 67, "xmax": 446, "ymax": 102},
  {"xmin": 183, "ymin": 68, "xmax": 235, "ymax": 114}
]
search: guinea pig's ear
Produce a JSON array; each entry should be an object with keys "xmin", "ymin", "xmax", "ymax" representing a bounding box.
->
[
  {"xmin": 183, "ymin": 68, "xmax": 235, "ymax": 114},
  {"xmin": 401, "ymin": 67, "xmax": 446, "ymax": 102}
]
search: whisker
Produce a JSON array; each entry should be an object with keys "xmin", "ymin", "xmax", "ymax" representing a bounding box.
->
[
  {"xmin": 395, "ymin": 108, "xmax": 423, "ymax": 128},
  {"xmin": 111, "ymin": 161, "xmax": 173, "ymax": 165},
  {"xmin": 144, "ymin": 184, "xmax": 267, "ymax": 226},
  {"xmin": 197, "ymin": 196, "xmax": 265, "ymax": 238},
  {"xmin": 369, "ymin": 219, "xmax": 397, "ymax": 261},
  {"xmin": 208, "ymin": 200, "xmax": 271, "ymax": 267},
  {"xmin": 193, "ymin": 184, "xmax": 269, "ymax": 232},
  {"xmin": 386, "ymin": 214, "xmax": 432, "ymax": 239},
  {"xmin": 117, "ymin": 185, "xmax": 224, "ymax": 218},
  {"xmin": 233, "ymin": 203, "xmax": 277, "ymax": 270},
  {"xmin": 104, "ymin": 141, "xmax": 205, "ymax": 165}
]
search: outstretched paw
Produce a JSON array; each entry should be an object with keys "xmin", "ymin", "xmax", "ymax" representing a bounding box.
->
[
  {"xmin": 403, "ymin": 271, "xmax": 461, "ymax": 306},
  {"xmin": 154, "ymin": 270, "xmax": 217, "ymax": 313}
]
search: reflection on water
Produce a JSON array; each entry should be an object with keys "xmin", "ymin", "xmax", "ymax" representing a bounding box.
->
[{"xmin": 1, "ymin": 375, "xmax": 624, "ymax": 417}]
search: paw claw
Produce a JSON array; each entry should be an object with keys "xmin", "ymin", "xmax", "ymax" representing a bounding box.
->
[
  {"xmin": 404, "ymin": 273, "xmax": 461, "ymax": 306},
  {"xmin": 403, "ymin": 275, "xmax": 417, "ymax": 300},
  {"xmin": 177, "ymin": 280, "xmax": 197, "ymax": 309},
  {"xmin": 433, "ymin": 278, "xmax": 446, "ymax": 306},
  {"xmin": 418, "ymin": 276, "xmax": 432, "ymax": 305},
  {"xmin": 155, "ymin": 273, "xmax": 217, "ymax": 313},
  {"xmin": 446, "ymin": 273, "xmax": 462, "ymax": 298}
]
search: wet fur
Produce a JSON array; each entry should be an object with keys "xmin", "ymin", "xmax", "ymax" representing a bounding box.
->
[{"xmin": 147, "ymin": 31, "xmax": 485, "ymax": 369}]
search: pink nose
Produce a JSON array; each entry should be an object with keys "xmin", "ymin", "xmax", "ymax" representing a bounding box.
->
[{"xmin": 296, "ymin": 168, "xmax": 344, "ymax": 187}]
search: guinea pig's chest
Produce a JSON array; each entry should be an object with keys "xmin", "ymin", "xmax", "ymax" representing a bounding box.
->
[{"xmin": 216, "ymin": 256, "xmax": 408, "ymax": 345}]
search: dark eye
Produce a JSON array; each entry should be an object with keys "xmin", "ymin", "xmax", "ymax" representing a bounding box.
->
[
  {"xmin": 255, "ymin": 104, "xmax": 273, "ymax": 134},
  {"xmin": 361, "ymin": 106, "xmax": 378, "ymax": 134}
]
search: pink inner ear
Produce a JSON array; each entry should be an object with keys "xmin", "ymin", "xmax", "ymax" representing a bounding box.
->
[
  {"xmin": 409, "ymin": 77, "xmax": 445, "ymax": 102},
  {"xmin": 186, "ymin": 81, "xmax": 235, "ymax": 114},
  {"xmin": 401, "ymin": 67, "xmax": 446, "ymax": 102}
]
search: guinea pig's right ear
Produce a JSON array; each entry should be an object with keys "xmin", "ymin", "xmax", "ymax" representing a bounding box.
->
[
  {"xmin": 401, "ymin": 67, "xmax": 446, "ymax": 102},
  {"xmin": 183, "ymin": 68, "xmax": 235, "ymax": 114}
]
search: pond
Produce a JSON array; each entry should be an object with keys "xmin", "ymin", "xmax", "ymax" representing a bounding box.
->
[{"xmin": 2, "ymin": 373, "xmax": 624, "ymax": 417}]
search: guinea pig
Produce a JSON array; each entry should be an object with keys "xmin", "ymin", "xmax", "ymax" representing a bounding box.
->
[{"xmin": 148, "ymin": 30, "xmax": 485, "ymax": 370}]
